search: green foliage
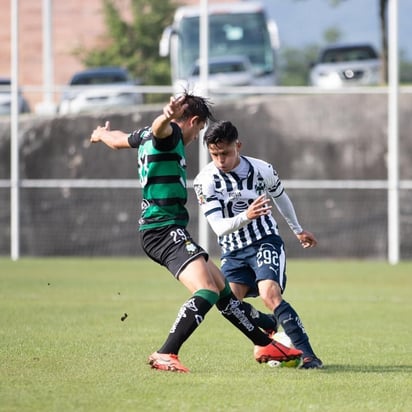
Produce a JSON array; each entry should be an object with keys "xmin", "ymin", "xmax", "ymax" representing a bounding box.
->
[
  {"xmin": 278, "ymin": 24, "xmax": 412, "ymax": 86},
  {"xmin": 323, "ymin": 26, "xmax": 343, "ymax": 44},
  {"xmin": 400, "ymin": 51, "xmax": 412, "ymax": 84},
  {"xmin": 75, "ymin": 0, "xmax": 176, "ymax": 87},
  {"xmin": 278, "ymin": 45, "xmax": 319, "ymax": 86},
  {"xmin": 1, "ymin": 258, "xmax": 412, "ymax": 411}
]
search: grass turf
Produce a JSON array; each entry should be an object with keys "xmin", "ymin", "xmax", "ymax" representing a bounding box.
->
[{"xmin": 0, "ymin": 258, "xmax": 411, "ymax": 412}]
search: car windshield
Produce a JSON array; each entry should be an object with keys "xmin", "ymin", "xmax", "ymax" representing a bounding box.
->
[
  {"xmin": 321, "ymin": 46, "xmax": 378, "ymax": 63},
  {"xmin": 0, "ymin": 80, "xmax": 11, "ymax": 93},
  {"xmin": 191, "ymin": 61, "xmax": 247, "ymax": 76},
  {"xmin": 177, "ymin": 11, "xmax": 273, "ymax": 79},
  {"xmin": 70, "ymin": 73, "xmax": 127, "ymax": 86}
]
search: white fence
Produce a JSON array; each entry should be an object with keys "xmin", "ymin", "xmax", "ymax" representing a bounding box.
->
[
  {"xmin": 1, "ymin": 178, "xmax": 412, "ymax": 260},
  {"xmin": 3, "ymin": 86, "xmax": 412, "ymax": 261}
]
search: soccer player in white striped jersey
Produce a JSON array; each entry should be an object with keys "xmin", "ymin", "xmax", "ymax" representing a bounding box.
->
[{"xmin": 194, "ymin": 120, "xmax": 323, "ymax": 369}]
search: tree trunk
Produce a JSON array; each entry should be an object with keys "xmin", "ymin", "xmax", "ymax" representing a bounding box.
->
[{"xmin": 379, "ymin": 0, "xmax": 388, "ymax": 84}]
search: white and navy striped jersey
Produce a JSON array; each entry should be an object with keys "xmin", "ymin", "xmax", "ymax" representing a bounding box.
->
[{"xmin": 194, "ymin": 156, "xmax": 302, "ymax": 253}]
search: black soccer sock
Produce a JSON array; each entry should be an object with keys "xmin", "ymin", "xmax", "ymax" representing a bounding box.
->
[
  {"xmin": 241, "ymin": 300, "xmax": 278, "ymax": 333},
  {"xmin": 158, "ymin": 290, "xmax": 218, "ymax": 355},
  {"xmin": 274, "ymin": 300, "xmax": 315, "ymax": 358},
  {"xmin": 216, "ymin": 283, "xmax": 272, "ymax": 347}
]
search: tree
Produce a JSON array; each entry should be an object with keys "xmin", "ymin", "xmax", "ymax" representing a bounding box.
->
[
  {"xmin": 278, "ymin": 27, "xmax": 342, "ymax": 86},
  {"xmin": 74, "ymin": 0, "xmax": 177, "ymax": 87},
  {"xmin": 379, "ymin": 0, "xmax": 389, "ymax": 83},
  {"xmin": 278, "ymin": 45, "xmax": 319, "ymax": 86},
  {"xmin": 323, "ymin": 27, "xmax": 343, "ymax": 44}
]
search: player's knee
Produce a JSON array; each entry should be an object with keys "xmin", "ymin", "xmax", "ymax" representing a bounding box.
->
[{"xmin": 259, "ymin": 289, "xmax": 283, "ymax": 311}]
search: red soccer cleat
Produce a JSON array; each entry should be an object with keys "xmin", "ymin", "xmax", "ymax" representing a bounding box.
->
[
  {"xmin": 148, "ymin": 352, "xmax": 190, "ymax": 373},
  {"xmin": 254, "ymin": 340, "xmax": 302, "ymax": 364}
]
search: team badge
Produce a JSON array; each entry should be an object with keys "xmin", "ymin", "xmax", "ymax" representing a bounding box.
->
[
  {"xmin": 185, "ymin": 240, "xmax": 198, "ymax": 255},
  {"xmin": 255, "ymin": 175, "xmax": 266, "ymax": 195}
]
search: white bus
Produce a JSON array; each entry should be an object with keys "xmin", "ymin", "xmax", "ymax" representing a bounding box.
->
[{"xmin": 159, "ymin": 2, "xmax": 279, "ymax": 91}]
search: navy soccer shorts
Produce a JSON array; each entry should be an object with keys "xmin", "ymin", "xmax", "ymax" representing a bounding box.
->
[
  {"xmin": 140, "ymin": 225, "xmax": 208, "ymax": 278},
  {"xmin": 220, "ymin": 234, "xmax": 287, "ymax": 297}
]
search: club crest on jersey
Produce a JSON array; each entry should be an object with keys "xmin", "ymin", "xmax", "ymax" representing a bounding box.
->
[
  {"xmin": 255, "ymin": 178, "xmax": 266, "ymax": 195},
  {"xmin": 185, "ymin": 240, "xmax": 198, "ymax": 255}
]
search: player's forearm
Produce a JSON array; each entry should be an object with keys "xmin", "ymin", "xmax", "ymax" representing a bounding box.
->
[
  {"xmin": 206, "ymin": 211, "xmax": 251, "ymax": 236},
  {"xmin": 273, "ymin": 192, "xmax": 303, "ymax": 234},
  {"xmin": 152, "ymin": 95, "xmax": 186, "ymax": 138},
  {"xmin": 151, "ymin": 114, "xmax": 173, "ymax": 139},
  {"xmin": 95, "ymin": 130, "xmax": 130, "ymax": 149}
]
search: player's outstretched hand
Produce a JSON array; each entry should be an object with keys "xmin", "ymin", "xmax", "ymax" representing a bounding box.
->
[
  {"xmin": 296, "ymin": 230, "xmax": 317, "ymax": 248},
  {"xmin": 163, "ymin": 95, "xmax": 187, "ymax": 120},
  {"xmin": 90, "ymin": 120, "xmax": 111, "ymax": 143}
]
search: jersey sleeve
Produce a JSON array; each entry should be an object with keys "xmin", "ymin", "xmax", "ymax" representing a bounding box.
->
[
  {"xmin": 273, "ymin": 191, "xmax": 303, "ymax": 234},
  {"xmin": 152, "ymin": 122, "xmax": 181, "ymax": 151},
  {"xmin": 128, "ymin": 124, "xmax": 181, "ymax": 150},
  {"xmin": 259, "ymin": 161, "xmax": 303, "ymax": 234},
  {"xmin": 262, "ymin": 162, "xmax": 285, "ymax": 198},
  {"xmin": 128, "ymin": 128, "xmax": 144, "ymax": 148}
]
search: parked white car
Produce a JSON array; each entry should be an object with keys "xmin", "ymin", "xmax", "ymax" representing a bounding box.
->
[
  {"xmin": 309, "ymin": 44, "xmax": 381, "ymax": 88},
  {"xmin": 175, "ymin": 55, "xmax": 255, "ymax": 96},
  {"xmin": 0, "ymin": 78, "xmax": 30, "ymax": 116},
  {"xmin": 59, "ymin": 67, "xmax": 143, "ymax": 115}
]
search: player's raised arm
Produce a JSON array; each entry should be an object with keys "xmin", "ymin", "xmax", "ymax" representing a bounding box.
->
[
  {"xmin": 90, "ymin": 120, "xmax": 131, "ymax": 150},
  {"xmin": 151, "ymin": 95, "xmax": 188, "ymax": 139}
]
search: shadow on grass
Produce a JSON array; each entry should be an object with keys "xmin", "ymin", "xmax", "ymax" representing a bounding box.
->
[{"xmin": 320, "ymin": 364, "xmax": 412, "ymax": 373}]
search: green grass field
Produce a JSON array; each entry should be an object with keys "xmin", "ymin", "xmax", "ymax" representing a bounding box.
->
[{"xmin": 1, "ymin": 258, "xmax": 411, "ymax": 412}]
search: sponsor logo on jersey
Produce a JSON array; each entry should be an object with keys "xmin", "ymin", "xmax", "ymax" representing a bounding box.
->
[
  {"xmin": 194, "ymin": 184, "xmax": 206, "ymax": 205},
  {"xmin": 228, "ymin": 190, "xmax": 242, "ymax": 201}
]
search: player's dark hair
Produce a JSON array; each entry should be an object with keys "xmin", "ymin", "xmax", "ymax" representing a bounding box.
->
[
  {"xmin": 203, "ymin": 120, "xmax": 238, "ymax": 146},
  {"xmin": 176, "ymin": 91, "xmax": 215, "ymax": 123}
]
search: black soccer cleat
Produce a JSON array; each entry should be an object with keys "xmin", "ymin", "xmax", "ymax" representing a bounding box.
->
[{"xmin": 299, "ymin": 356, "xmax": 324, "ymax": 369}]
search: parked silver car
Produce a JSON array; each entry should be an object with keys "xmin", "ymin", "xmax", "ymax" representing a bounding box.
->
[
  {"xmin": 59, "ymin": 67, "xmax": 143, "ymax": 115},
  {"xmin": 175, "ymin": 55, "xmax": 255, "ymax": 97},
  {"xmin": 309, "ymin": 44, "xmax": 381, "ymax": 88},
  {"xmin": 0, "ymin": 78, "xmax": 30, "ymax": 115}
]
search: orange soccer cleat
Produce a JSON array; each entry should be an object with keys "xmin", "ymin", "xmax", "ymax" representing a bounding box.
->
[
  {"xmin": 254, "ymin": 340, "xmax": 303, "ymax": 364},
  {"xmin": 148, "ymin": 352, "xmax": 190, "ymax": 373}
]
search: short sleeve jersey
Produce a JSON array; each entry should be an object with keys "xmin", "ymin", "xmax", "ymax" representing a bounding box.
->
[{"xmin": 128, "ymin": 123, "xmax": 188, "ymax": 230}]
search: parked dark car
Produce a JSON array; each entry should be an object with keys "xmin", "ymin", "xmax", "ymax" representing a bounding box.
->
[{"xmin": 0, "ymin": 78, "xmax": 31, "ymax": 115}]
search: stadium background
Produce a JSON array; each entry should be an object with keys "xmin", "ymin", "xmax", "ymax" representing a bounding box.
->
[
  {"xmin": 1, "ymin": 92, "xmax": 411, "ymax": 259},
  {"xmin": 0, "ymin": 0, "xmax": 224, "ymax": 111}
]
